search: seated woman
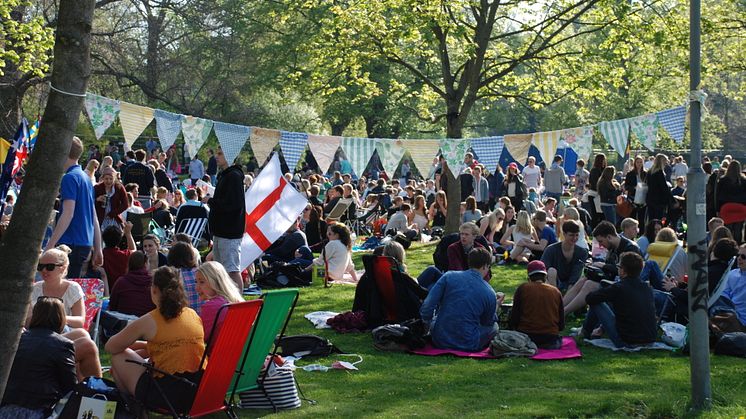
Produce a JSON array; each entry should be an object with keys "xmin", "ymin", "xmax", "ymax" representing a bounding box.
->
[
  {"xmin": 106, "ymin": 266, "xmax": 205, "ymax": 413},
  {"xmin": 636, "ymin": 218, "xmax": 661, "ymax": 258},
  {"xmin": 304, "ymin": 206, "xmax": 327, "ymax": 253},
  {"xmin": 1, "ymin": 297, "xmax": 76, "ymax": 419},
  {"xmin": 304, "ymin": 223, "xmax": 357, "ymax": 282},
  {"xmin": 381, "ymin": 242, "xmax": 429, "ymax": 301},
  {"xmin": 655, "ymin": 227, "xmax": 686, "ymax": 281},
  {"xmin": 102, "ymin": 222, "xmax": 136, "ymax": 293},
  {"xmin": 195, "ymin": 261, "xmax": 243, "ymax": 343},
  {"xmin": 27, "ymin": 246, "xmax": 101, "ymax": 379},
  {"xmin": 500, "ymin": 210, "xmax": 538, "ymax": 264},
  {"xmin": 142, "ymin": 234, "xmax": 168, "ymax": 273},
  {"xmin": 168, "ymin": 241, "xmax": 203, "ymax": 313},
  {"xmin": 109, "ymin": 251, "xmax": 156, "ymax": 317}
]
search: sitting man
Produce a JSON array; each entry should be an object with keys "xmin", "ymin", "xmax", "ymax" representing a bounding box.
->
[
  {"xmin": 523, "ymin": 210, "xmax": 557, "ymax": 259},
  {"xmin": 581, "ymin": 251, "xmax": 657, "ymax": 348},
  {"xmin": 386, "ymin": 203, "xmax": 419, "ymax": 241},
  {"xmin": 420, "ymin": 247, "xmax": 502, "ymax": 351},
  {"xmin": 711, "ymin": 243, "xmax": 746, "ymax": 330},
  {"xmin": 109, "ymin": 251, "xmax": 156, "ymax": 317},
  {"xmin": 264, "ymin": 219, "xmax": 308, "ymax": 263},
  {"xmin": 508, "ymin": 260, "xmax": 564, "ymax": 349},
  {"xmin": 563, "ymin": 221, "xmax": 642, "ymax": 315},
  {"xmin": 323, "ymin": 185, "xmax": 344, "ymax": 217},
  {"xmin": 102, "ymin": 222, "xmax": 136, "ymax": 292},
  {"xmin": 447, "ymin": 222, "xmax": 490, "ymax": 277},
  {"xmin": 541, "ymin": 220, "xmax": 589, "ymax": 290},
  {"xmin": 620, "ymin": 217, "xmax": 639, "ymax": 240}
]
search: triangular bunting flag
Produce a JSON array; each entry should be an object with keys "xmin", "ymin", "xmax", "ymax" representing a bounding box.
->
[
  {"xmin": 119, "ymin": 102, "xmax": 154, "ymax": 148},
  {"xmin": 181, "ymin": 116, "xmax": 213, "ymax": 159},
  {"xmin": 375, "ymin": 138, "xmax": 406, "ymax": 177},
  {"xmin": 598, "ymin": 119, "xmax": 630, "ymax": 157},
  {"xmin": 561, "ymin": 126, "xmax": 594, "ymax": 162},
  {"xmin": 401, "ymin": 139, "xmax": 440, "ymax": 177},
  {"xmin": 213, "ymin": 121, "xmax": 250, "ymax": 165},
  {"xmin": 469, "ymin": 136, "xmax": 504, "ymax": 174},
  {"xmin": 250, "ymin": 127, "xmax": 281, "ymax": 167},
  {"xmin": 629, "ymin": 114, "xmax": 660, "ymax": 151},
  {"xmin": 439, "ymin": 138, "xmax": 471, "ymax": 177},
  {"xmin": 657, "ymin": 106, "xmax": 687, "ymax": 143},
  {"xmin": 307, "ymin": 134, "xmax": 341, "ymax": 174},
  {"xmin": 153, "ymin": 109, "xmax": 182, "ymax": 153},
  {"xmin": 341, "ymin": 137, "xmax": 377, "ymax": 177},
  {"xmin": 532, "ymin": 130, "xmax": 562, "ymax": 165},
  {"xmin": 84, "ymin": 93, "xmax": 120, "ymax": 140},
  {"xmin": 280, "ymin": 131, "xmax": 309, "ymax": 172},
  {"xmin": 503, "ymin": 134, "xmax": 533, "ymax": 165}
]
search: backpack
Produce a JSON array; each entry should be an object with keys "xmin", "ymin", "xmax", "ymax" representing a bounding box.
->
[
  {"xmin": 714, "ymin": 332, "xmax": 746, "ymax": 357},
  {"xmin": 276, "ymin": 335, "xmax": 344, "ymax": 358},
  {"xmin": 256, "ymin": 263, "xmax": 311, "ymax": 288},
  {"xmin": 489, "ymin": 330, "xmax": 537, "ymax": 358}
]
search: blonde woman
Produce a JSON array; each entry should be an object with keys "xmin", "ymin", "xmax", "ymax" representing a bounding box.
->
[
  {"xmin": 195, "ymin": 261, "xmax": 243, "ymax": 342},
  {"xmin": 480, "ymin": 208, "xmax": 505, "ymax": 247},
  {"xmin": 84, "ymin": 159, "xmax": 99, "ymax": 183},
  {"xmin": 556, "ymin": 207, "xmax": 589, "ymax": 249},
  {"xmin": 412, "ymin": 195, "xmax": 429, "ymax": 231},
  {"xmin": 500, "ymin": 210, "xmax": 538, "ymax": 263}
]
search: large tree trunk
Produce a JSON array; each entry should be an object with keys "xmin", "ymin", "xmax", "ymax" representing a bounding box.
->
[
  {"xmin": 0, "ymin": 0, "xmax": 95, "ymax": 398},
  {"xmin": 443, "ymin": 106, "xmax": 463, "ymax": 234}
]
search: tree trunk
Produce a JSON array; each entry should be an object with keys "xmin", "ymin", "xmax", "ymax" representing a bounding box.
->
[
  {"xmin": 0, "ymin": 0, "xmax": 95, "ymax": 398},
  {"xmin": 444, "ymin": 108, "xmax": 463, "ymax": 234}
]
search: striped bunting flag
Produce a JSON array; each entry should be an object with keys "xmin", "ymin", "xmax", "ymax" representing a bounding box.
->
[
  {"xmin": 154, "ymin": 109, "xmax": 182, "ymax": 153},
  {"xmin": 213, "ymin": 122, "xmax": 250, "ymax": 165},
  {"xmin": 375, "ymin": 138, "xmax": 406, "ymax": 177},
  {"xmin": 439, "ymin": 138, "xmax": 471, "ymax": 177},
  {"xmin": 598, "ymin": 119, "xmax": 630, "ymax": 157},
  {"xmin": 656, "ymin": 106, "xmax": 687, "ymax": 143},
  {"xmin": 531, "ymin": 130, "xmax": 562, "ymax": 165},
  {"xmin": 280, "ymin": 131, "xmax": 309, "ymax": 172},
  {"xmin": 561, "ymin": 126, "xmax": 594, "ymax": 162},
  {"xmin": 119, "ymin": 102, "xmax": 154, "ymax": 148},
  {"xmin": 341, "ymin": 137, "xmax": 377, "ymax": 177},
  {"xmin": 181, "ymin": 115, "xmax": 213, "ymax": 159},
  {"xmin": 84, "ymin": 93, "xmax": 120, "ymax": 140},
  {"xmin": 307, "ymin": 134, "xmax": 341, "ymax": 174},
  {"xmin": 503, "ymin": 134, "xmax": 533, "ymax": 165},
  {"xmin": 401, "ymin": 139, "xmax": 440, "ymax": 177},
  {"xmin": 469, "ymin": 136, "xmax": 504, "ymax": 174},
  {"xmin": 250, "ymin": 127, "xmax": 280, "ymax": 167},
  {"xmin": 629, "ymin": 114, "xmax": 659, "ymax": 151}
]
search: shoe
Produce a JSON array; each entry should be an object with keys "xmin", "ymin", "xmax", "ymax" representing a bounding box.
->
[
  {"xmin": 517, "ymin": 260, "xmax": 529, "ymax": 266},
  {"xmin": 600, "ymin": 278, "xmax": 616, "ymax": 287}
]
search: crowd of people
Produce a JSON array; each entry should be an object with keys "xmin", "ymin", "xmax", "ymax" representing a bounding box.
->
[{"xmin": 2, "ymin": 135, "xmax": 746, "ymax": 417}]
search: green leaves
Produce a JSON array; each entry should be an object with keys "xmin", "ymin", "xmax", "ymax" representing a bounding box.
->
[{"xmin": 0, "ymin": 0, "xmax": 54, "ymax": 77}]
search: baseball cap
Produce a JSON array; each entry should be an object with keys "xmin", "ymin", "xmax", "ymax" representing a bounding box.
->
[
  {"xmin": 527, "ymin": 260, "xmax": 547, "ymax": 276},
  {"xmin": 508, "ymin": 162, "xmax": 518, "ymax": 170}
]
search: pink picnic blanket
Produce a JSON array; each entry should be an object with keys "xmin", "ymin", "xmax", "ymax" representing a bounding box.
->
[{"xmin": 409, "ymin": 337, "xmax": 581, "ymax": 360}]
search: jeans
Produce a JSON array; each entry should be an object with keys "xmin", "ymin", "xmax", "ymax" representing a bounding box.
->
[
  {"xmin": 582, "ymin": 302, "xmax": 625, "ymax": 348},
  {"xmin": 66, "ymin": 245, "xmax": 92, "ymax": 278},
  {"xmin": 417, "ymin": 266, "xmax": 443, "ymax": 290},
  {"xmin": 601, "ymin": 204, "xmax": 617, "ymax": 226}
]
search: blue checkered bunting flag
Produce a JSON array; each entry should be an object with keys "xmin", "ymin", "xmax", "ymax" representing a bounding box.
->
[
  {"xmin": 470, "ymin": 136, "xmax": 504, "ymax": 174},
  {"xmin": 154, "ymin": 109, "xmax": 182, "ymax": 152},
  {"xmin": 280, "ymin": 131, "xmax": 309, "ymax": 172},
  {"xmin": 656, "ymin": 106, "xmax": 687, "ymax": 143},
  {"xmin": 213, "ymin": 121, "xmax": 250, "ymax": 165}
]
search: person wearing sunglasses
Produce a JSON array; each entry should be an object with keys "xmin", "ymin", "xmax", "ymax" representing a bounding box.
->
[{"xmin": 27, "ymin": 246, "xmax": 101, "ymax": 379}]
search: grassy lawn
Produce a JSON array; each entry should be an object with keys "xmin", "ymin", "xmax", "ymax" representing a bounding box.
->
[{"xmin": 124, "ymin": 242, "xmax": 746, "ymax": 418}]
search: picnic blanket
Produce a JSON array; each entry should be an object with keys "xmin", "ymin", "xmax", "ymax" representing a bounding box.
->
[
  {"xmin": 410, "ymin": 337, "xmax": 581, "ymax": 360},
  {"xmin": 584, "ymin": 338, "xmax": 676, "ymax": 352}
]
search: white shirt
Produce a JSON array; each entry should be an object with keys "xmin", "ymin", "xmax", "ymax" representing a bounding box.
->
[
  {"xmin": 313, "ymin": 240, "xmax": 354, "ymax": 281},
  {"xmin": 522, "ymin": 165, "xmax": 541, "ymax": 189}
]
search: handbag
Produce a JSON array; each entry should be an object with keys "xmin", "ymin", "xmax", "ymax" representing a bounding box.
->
[
  {"xmin": 54, "ymin": 377, "xmax": 134, "ymax": 419},
  {"xmin": 276, "ymin": 335, "xmax": 344, "ymax": 358},
  {"xmin": 238, "ymin": 361, "xmax": 301, "ymax": 410},
  {"xmin": 616, "ymin": 195, "xmax": 634, "ymax": 218},
  {"xmin": 634, "ymin": 182, "xmax": 648, "ymax": 205}
]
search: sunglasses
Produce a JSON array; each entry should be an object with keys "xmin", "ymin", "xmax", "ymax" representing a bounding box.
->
[
  {"xmin": 497, "ymin": 217, "xmax": 504, "ymax": 221},
  {"xmin": 37, "ymin": 263, "xmax": 63, "ymax": 272},
  {"xmin": 739, "ymin": 254, "xmax": 746, "ymax": 260}
]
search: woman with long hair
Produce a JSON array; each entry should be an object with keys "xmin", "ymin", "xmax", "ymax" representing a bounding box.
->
[
  {"xmin": 428, "ymin": 190, "xmax": 447, "ymax": 228},
  {"xmin": 625, "ymin": 155, "xmax": 647, "ymax": 226},
  {"xmin": 636, "ymin": 218, "xmax": 661, "ymax": 257},
  {"xmin": 480, "ymin": 208, "xmax": 505, "ymax": 250},
  {"xmin": 304, "ymin": 205, "xmax": 328, "ymax": 252},
  {"xmin": 717, "ymin": 159, "xmax": 746, "ymax": 212},
  {"xmin": 412, "ymin": 195, "xmax": 429, "ymax": 231},
  {"xmin": 106, "ymin": 266, "xmax": 205, "ymax": 413},
  {"xmin": 94, "ymin": 166, "xmax": 128, "ymax": 229},
  {"xmin": 84, "ymin": 159, "xmax": 99, "ymax": 183},
  {"xmin": 462, "ymin": 196, "xmax": 482, "ymax": 223},
  {"xmin": 597, "ymin": 166, "xmax": 621, "ymax": 226},
  {"xmin": 504, "ymin": 163, "xmax": 525, "ymax": 210},
  {"xmin": 168, "ymin": 241, "xmax": 202, "ymax": 313},
  {"xmin": 707, "ymin": 226, "xmax": 734, "ymax": 260},
  {"xmin": 195, "ymin": 261, "xmax": 243, "ymax": 342},
  {"xmin": 27, "ymin": 247, "xmax": 101, "ymax": 379},
  {"xmin": 306, "ymin": 222, "xmax": 357, "ymax": 282},
  {"xmin": 501, "ymin": 210, "xmax": 538, "ymax": 263},
  {"xmin": 646, "ymin": 154, "xmax": 674, "ymax": 223},
  {"xmin": 556, "ymin": 206, "xmax": 589, "ymax": 249},
  {"xmin": 583, "ymin": 153, "xmax": 607, "ymax": 227}
]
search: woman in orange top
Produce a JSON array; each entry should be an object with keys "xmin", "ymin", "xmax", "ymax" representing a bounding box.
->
[{"xmin": 106, "ymin": 266, "xmax": 205, "ymax": 413}]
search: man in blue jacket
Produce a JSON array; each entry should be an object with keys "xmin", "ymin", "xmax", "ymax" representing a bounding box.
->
[{"xmin": 420, "ymin": 247, "xmax": 502, "ymax": 351}]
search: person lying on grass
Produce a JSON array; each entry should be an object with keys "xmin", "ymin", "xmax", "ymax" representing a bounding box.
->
[
  {"xmin": 508, "ymin": 260, "xmax": 564, "ymax": 349},
  {"xmin": 580, "ymin": 251, "xmax": 657, "ymax": 348},
  {"xmin": 420, "ymin": 247, "xmax": 503, "ymax": 352}
]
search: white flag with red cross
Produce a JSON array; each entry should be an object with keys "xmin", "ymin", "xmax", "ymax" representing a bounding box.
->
[{"xmin": 239, "ymin": 153, "xmax": 308, "ymax": 272}]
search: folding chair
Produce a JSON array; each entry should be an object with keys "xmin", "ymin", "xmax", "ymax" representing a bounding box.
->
[
  {"xmin": 69, "ymin": 278, "xmax": 105, "ymax": 345},
  {"xmin": 325, "ymin": 198, "xmax": 353, "ymax": 223},
  {"xmin": 230, "ymin": 289, "xmax": 299, "ymax": 412},
  {"xmin": 127, "ymin": 300, "xmax": 263, "ymax": 418},
  {"xmin": 646, "ymin": 242, "xmax": 680, "ymax": 277},
  {"xmin": 127, "ymin": 211, "xmax": 154, "ymax": 243},
  {"xmin": 175, "ymin": 217, "xmax": 209, "ymax": 248},
  {"xmin": 709, "ymin": 255, "xmax": 737, "ymax": 308}
]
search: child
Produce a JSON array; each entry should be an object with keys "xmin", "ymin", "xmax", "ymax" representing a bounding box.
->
[
  {"xmin": 195, "ymin": 261, "xmax": 244, "ymax": 342},
  {"xmin": 500, "ymin": 210, "xmax": 538, "ymax": 264},
  {"xmin": 508, "ymin": 260, "xmax": 564, "ymax": 349}
]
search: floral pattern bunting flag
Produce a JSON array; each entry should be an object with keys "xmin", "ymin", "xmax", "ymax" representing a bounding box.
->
[
  {"xmin": 375, "ymin": 138, "xmax": 406, "ymax": 176},
  {"xmin": 84, "ymin": 93, "xmax": 120, "ymax": 140},
  {"xmin": 561, "ymin": 126, "xmax": 594, "ymax": 162},
  {"xmin": 307, "ymin": 134, "xmax": 342, "ymax": 174},
  {"xmin": 629, "ymin": 114, "xmax": 659, "ymax": 151},
  {"xmin": 439, "ymin": 138, "xmax": 471, "ymax": 177},
  {"xmin": 250, "ymin": 127, "xmax": 281, "ymax": 167},
  {"xmin": 181, "ymin": 115, "xmax": 213, "ymax": 158}
]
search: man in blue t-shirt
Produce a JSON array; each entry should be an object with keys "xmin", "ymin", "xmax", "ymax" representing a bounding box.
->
[
  {"xmin": 46, "ymin": 137, "xmax": 103, "ymax": 278},
  {"xmin": 521, "ymin": 210, "xmax": 557, "ymax": 260},
  {"xmin": 420, "ymin": 247, "xmax": 501, "ymax": 352}
]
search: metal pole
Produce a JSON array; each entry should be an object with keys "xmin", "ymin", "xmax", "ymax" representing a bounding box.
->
[{"xmin": 686, "ymin": 0, "xmax": 711, "ymax": 410}]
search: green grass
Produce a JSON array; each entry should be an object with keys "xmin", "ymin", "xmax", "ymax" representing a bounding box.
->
[{"xmin": 119, "ymin": 242, "xmax": 746, "ymax": 418}]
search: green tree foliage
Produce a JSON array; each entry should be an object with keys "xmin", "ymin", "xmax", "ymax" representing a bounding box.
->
[{"xmin": 0, "ymin": 0, "xmax": 54, "ymax": 77}]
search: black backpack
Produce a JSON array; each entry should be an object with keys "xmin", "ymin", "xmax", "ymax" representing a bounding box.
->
[
  {"xmin": 714, "ymin": 332, "xmax": 746, "ymax": 357},
  {"xmin": 276, "ymin": 335, "xmax": 344, "ymax": 357},
  {"xmin": 256, "ymin": 263, "xmax": 311, "ymax": 288}
]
